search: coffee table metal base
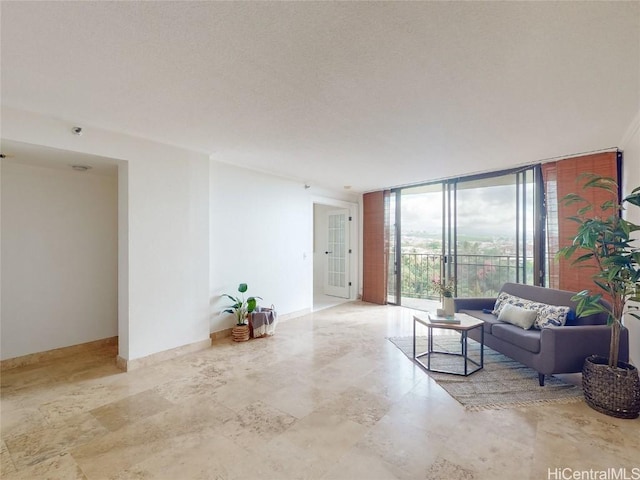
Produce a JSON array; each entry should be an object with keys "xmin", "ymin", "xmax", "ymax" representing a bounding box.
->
[{"xmin": 413, "ymin": 315, "xmax": 484, "ymax": 376}]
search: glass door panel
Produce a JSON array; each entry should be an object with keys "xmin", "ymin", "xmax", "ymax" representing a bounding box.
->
[
  {"xmin": 387, "ymin": 191, "xmax": 398, "ymax": 304},
  {"xmin": 325, "ymin": 209, "xmax": 350, "ymax": 298},
  {"xmin": 398, "ymin": 183, "xmax": 444, "ymax": 311},
  {"xmin": 454, "ymin": 172, "xmax": 535, "ymax": 298}
]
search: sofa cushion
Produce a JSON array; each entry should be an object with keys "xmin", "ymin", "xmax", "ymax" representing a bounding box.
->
[
  {"xmin": 492, "ymin": 324, "xmax": 541, "ymax": 353},
  {"xmin": 492, "ymin": 293, "xmax": 570, "ymax": 330},
  {"xmin": 459, "ymin": 309, "xmax": 498, "ymax": 334},
  {"xmin": 498, "ymin": 304, "xmax": 537, "ymax": 330}
]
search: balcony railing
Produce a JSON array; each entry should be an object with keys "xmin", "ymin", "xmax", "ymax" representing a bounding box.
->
[{"xmin": 389, "ymin": 252, "xmax": 534, "ymax": 300}]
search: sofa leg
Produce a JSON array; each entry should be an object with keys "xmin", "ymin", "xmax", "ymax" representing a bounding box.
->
[{"xmin": 538, "ymin": 373, "xmax": 545, "ymax": 387}]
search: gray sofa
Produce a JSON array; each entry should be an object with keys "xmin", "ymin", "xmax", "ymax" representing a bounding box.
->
[{"xmin": 454, "ymin": 282, "xmax": 629, "ymax": 386}]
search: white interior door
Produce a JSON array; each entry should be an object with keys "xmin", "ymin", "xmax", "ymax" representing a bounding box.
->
[{"xmin": 324, "ymin": 208, "xmax": 350, "ymax": 298}]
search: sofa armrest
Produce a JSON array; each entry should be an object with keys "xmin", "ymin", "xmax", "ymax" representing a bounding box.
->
[
  {"xmin": 454, "ymin": 297, "xmax": 496, "ymax": 312},
  {"xmin": 538, "ymin": 325, "xmax": 629, "ymax": 374}
]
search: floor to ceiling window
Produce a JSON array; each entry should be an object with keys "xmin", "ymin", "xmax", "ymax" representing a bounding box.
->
[
  {"xmin": 388, "ymin": 167, "xmax": 539, "ymax": 310},
  {"xmin": 387, "ymin": 191, "xmax": 397, "ymax": 304}
]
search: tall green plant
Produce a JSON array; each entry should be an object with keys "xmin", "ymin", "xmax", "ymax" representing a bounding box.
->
[{"xmin": 557, "ymin": 174, "xmax": 640, "ymax": 368}]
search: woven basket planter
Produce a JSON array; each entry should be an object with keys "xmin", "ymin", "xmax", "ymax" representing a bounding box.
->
[
  {"xmin": 231, "ymin": 324, "xmax": 250, "ymax": 342},
  {"xmin": 582, "ymin": 355, "xmax": 640, "ymax": 419}
]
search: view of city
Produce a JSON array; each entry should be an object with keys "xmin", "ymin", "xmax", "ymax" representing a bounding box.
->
[{"xmin": 397, "ymin": 231, "xmax": 535, "ymax": 300}]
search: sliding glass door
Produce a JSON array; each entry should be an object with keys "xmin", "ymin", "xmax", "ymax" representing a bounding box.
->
[
  {"xmin": 387, "ymin": 183, "xmax": 444, "ymax": 309},
  {"xmin": 388, "ymin": 167, "xmax": 539, "ymax": 309}
]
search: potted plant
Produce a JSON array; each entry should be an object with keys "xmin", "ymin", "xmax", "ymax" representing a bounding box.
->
[
  {"xmin": 223, "ymin": 283, "xmax": 261, "ymax": 342},
  {"xmin": 558, "ymin": 174, "xmax": 640, "ymax": 418},
  {"xmin": 432, "ymin": 277, "xmax": 456, "ymax": 317}
]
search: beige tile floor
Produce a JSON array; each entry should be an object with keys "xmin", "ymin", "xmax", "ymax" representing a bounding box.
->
[{"xmin": 1, "ymin": 301, "xmax": 638, "ymax": 480}]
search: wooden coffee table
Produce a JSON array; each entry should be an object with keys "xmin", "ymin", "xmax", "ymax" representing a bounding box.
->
[{"xmin": 413, "ymin": 313, "xmax": 484, "ymax": 376}]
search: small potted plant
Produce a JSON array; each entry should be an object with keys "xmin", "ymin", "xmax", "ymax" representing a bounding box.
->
[
  {"xmin": 558, "ymin": 174, "xmax": 640, "ymax": 418},
  {"xmin": 432, "ymin": 277, "xmax": 456, "ymax": 317},
  {"xmin": 223, "ymin": 283, "xmax": 261, "ymax": 342}
]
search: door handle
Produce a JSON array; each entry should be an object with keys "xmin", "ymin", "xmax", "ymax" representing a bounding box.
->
[{"xmin": 325, "ymin": 251, "xmax": 332, "ymax": 254}]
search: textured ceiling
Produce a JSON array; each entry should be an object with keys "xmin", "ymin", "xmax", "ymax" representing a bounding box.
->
[{"xmin": 1, "ymin": 1, "xmax": 638, "ymax": 193}]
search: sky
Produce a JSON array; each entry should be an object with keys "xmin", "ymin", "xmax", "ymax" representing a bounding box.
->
[{"xmin": 400, "ymin": 184, "xmax": 534, "ymax": 238}]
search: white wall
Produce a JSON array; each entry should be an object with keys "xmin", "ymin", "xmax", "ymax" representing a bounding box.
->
[
  {"xmin": 621, "ymin": 113, "xmax": 640, "ymax": 366},
  {"xmin": 1, "ymin": 162, "xmax": 117, "ymax": 359},
  {"xmin": 313, "ymin": 203, "xmax": 332, "ymax": 293},
  {"xmin": 1, "ymin": 107, "xmax": 210, "ymax": 362},
  {"xmin": 126, "ymin": 151, "xmax": 209, "ymax": 359},
  {"xmin": 118, "ymin": 162, "xmax": 129, "ymax": 359},
  {"xmin": 209, "ymin": 161, "xmax": 359, "ymax": 331},
  {"xmin": 209, "ymin": 162, "xmax": 310, "ymax": 330}
]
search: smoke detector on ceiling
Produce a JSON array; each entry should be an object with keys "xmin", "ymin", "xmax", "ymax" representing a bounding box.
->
[{"xmin": 71, "ymin": 165, "xmax": 92, "ymax": 172}]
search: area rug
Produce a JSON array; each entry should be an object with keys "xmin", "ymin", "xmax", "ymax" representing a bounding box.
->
[{"xmin": 388, "ymin": 335, "xmax": 584, "ymax": 411}]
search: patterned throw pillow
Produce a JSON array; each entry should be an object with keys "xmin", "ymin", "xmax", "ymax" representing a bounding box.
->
[
  {"xmin": 532, "ymin": 303, "xmax": 570, "ymax": 329},
  {"xmin": 492, "ymin": 292, "xmax": 570, "ymax": 330},
  {"xmin": 492, "ymin": 292, "xmax": 513, "ymax": 315}
]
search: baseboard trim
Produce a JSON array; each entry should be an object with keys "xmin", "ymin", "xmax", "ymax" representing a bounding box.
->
[
  {"xmin": 208, "ymin": 309, "xmax": 310, "ymax": 343},
  {"xmin": 1, "ymin": 336, "xmax": 118, "ymax": 371},
  {"xmin": 116, "ymin": 337, "xmax": 212, "ymax": 372},
  {"xmin": 210, "ymin": 327, "xmax": 233, "ymax": 341}
]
